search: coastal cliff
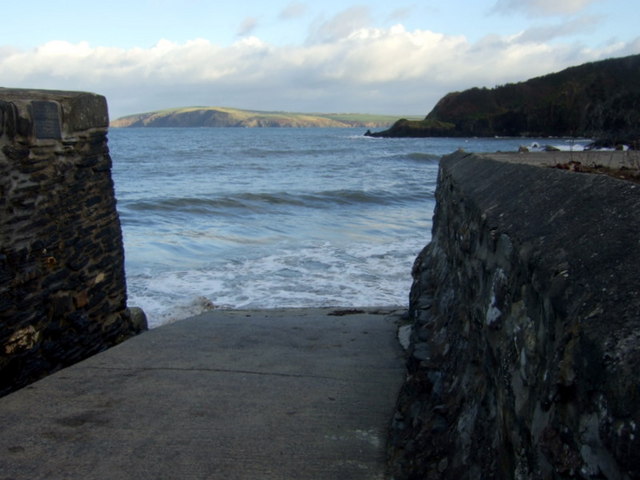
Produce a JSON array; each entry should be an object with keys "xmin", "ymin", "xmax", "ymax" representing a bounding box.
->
[
  {"xmin": 388, "ymin": 151, "xmax": 640, "ymax": 479},
  {"xmin": 110, "ymin": 106, "xmax": 409, "ymax": 128},
  {"xmin": 368, "ymin": 54, "xmax": 640, "ymax": 146}
]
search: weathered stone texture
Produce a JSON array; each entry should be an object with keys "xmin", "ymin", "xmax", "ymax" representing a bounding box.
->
[
  {"xmin": 389, "ymin": 151, "xmax": 640, "ymax": 479},
  {"xmin": 0, "ymin": 89, "xmax": 140, "ymax": 397}
]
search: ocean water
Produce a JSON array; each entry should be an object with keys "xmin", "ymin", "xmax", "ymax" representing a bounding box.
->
[{"xmin": 108, "ymin": 128, "xmax": 590, "ymax": 327}]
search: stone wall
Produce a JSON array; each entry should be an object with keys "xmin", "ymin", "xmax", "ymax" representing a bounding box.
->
[
  {"xmin": 0, "ymin": 88, "xmax": 141, "ymax": 397},
  {"xmin": 388, "ymin": 151, "xmax": 640, "ymax": 479}
]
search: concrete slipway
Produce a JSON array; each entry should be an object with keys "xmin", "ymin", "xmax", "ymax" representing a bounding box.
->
[{"xmin": 0, "ymin": 307, "xmax": 407, "ymax": 480}]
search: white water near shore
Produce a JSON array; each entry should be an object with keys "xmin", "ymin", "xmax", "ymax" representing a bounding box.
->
[{"xmin": 109, "ymin": 128, "xmax": 591, "ymax": 327}]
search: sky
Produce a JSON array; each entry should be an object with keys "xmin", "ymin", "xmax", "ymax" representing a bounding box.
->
[{"xmin": 1, "ymin": 0, "xmax": 638, "ymax": 119}]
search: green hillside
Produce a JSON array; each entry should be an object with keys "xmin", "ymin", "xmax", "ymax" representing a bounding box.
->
[
  {"xmin": 110, "ymin": 106, "xmax": 419, "ymax": 128},
  {"xmin": 367, "ymin": 54, "xmax": 640, "ymax": 147}
]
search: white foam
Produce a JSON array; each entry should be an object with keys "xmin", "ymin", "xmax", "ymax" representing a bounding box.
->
[
  {"xmin": 526, "ymin": 140, "xmax": 592, "ymax": 152},
  {"xmin": 127, "ymin": 236, "xmax": 426, "ymax": 328}
]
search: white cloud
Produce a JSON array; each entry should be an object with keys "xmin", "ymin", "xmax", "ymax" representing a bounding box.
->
[
  {"xmin": 307, "ymin": 6, "xmax": 373, "ymax": 44},
  {"xmin": 492, "ymin": 0, "xmax": 602, "ymax": 16},
  {"xmin": 513, "ymin": 15, "xmax": 601, "ymax": 43},
  {"xmin": 1, "ymin": 26, "xmax": 636, "ymax": 119},
  {"xmin": 237, "ymin": 16, "xmax": 259, "ymax": 37},
  {"xmin": 386, "ymin": 7, "xmax": 413, "ymax": 23},
  {"xmin": 279, "ymin": 2, "xmax": 308, "ymax": 20}
]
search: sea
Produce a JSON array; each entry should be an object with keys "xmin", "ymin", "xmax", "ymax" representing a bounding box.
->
[{"xmin": 108, "ymin": 128, "xmax": 591, "ymax": 328}]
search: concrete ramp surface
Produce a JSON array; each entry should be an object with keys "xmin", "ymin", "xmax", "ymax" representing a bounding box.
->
[{"xmin": 0, "ymin": 308, "xmax": 406, "ymax": 480}]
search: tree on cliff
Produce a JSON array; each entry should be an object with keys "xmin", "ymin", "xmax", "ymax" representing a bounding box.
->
[{"xmin": 368, "ymin": 53, "xmax": 640, "ymax": 146}]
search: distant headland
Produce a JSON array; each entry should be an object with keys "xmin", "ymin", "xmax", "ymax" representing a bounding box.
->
[
  {"xmin": 366, "ymin": 53, "xmax": 640, "ymax": 148},
  {"xmin": 110, "ymin": 107, "xmax": 421, "ymax": 129}
]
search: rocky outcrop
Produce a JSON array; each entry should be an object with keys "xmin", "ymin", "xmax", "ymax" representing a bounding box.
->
[
  {"xmin": 0, "ymin": 89, "xmax": 143, "ymax": 397},
  {"xmin": 368, "ymin": 54, "xmax": 640, "ymax": 145},
  {"xmin": 388, "ymin": 151, "xmax": 640, "ymax": 479}
]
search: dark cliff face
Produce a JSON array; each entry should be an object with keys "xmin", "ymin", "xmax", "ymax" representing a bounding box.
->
[
  {"xmin": 369, "ymin": 54, "xmax": 640, "ymax": 144},
  {"xmin": 388, "ymin": 151, "xmax": 640, "ymax": 479}
]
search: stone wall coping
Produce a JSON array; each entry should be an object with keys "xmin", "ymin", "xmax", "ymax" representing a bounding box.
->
[
  {"xmin": 478, "ymin": 149, "xmax": 637, "ymax": 169},
  {"xmin": 0, "ymin": 88, "xmax": 109, "ymax": 133}
]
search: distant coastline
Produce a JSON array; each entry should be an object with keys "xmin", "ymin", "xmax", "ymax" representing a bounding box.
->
[{"xmin": 110, "ymin": 106, "xmax": 422, "ymax": 129}]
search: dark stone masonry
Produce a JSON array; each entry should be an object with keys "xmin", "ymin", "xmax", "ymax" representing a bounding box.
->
[
  {"xmin": 0, "ymin": 88, "xmax": 142, "ymax": 397},
  {"xmin": 388, "ymin": 151, "xmax": 640, "ymax": 479}
]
